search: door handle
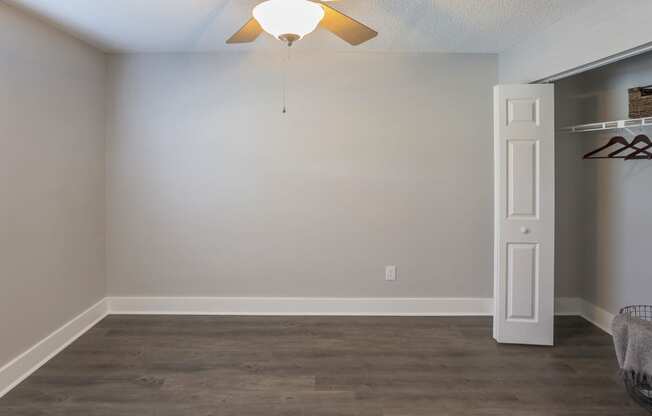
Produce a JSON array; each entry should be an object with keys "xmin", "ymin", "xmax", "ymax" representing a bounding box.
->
[{"xmin": 520, "ymin": 227, "xmax": 530, "ymax": 235}]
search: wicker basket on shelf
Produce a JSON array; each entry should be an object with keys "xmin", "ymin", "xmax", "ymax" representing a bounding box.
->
[
  {"xmin": 629, "ymin": 87, "xmax": 652, "ymax": 119},
  {"xmin": 619, "ymin": 305, "xmax": 652, "ymax": 412}
]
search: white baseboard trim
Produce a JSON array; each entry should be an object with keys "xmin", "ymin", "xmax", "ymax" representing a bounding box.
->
[
  {"xmin": 107, "ymin": 296, "xmax": 598, "ymax": 318},
  {"xmin": 0, "ymin": 299, "xmax": 109, "ymax": 398},
  {"xmin": 555, "ymin": 297, "xmax": 583, "ymax": 315},
  {"xmin": 555, "ymin": 298, "xmax": 614, "ymax": 335},
  {"xmin": 107, "ymin": 296, "xmax": 495, "ymax": 316},
  {"xmin": 580, "ymin": 299, "xmax": 615, "ymax": 335},
  {"xmin": 555, "ymin": 297, "xmax": 614, "ymax": 334}
]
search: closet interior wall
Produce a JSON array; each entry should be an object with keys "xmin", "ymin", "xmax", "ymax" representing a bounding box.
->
[{"xmin": 555, "ymin": 51, "xmax": 652, "ymax": 315}]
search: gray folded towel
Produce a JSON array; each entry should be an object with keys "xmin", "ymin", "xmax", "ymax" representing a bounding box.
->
[{"xmin": 612, "ymin": 313, "xmax": 652, "ymax": 384}]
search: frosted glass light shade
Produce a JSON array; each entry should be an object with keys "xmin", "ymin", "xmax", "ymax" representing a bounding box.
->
[{"xmin": 253, "ymin": 0, "xmax": 325, "ymax": 41}]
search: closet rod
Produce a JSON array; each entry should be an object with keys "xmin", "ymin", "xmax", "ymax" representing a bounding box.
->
[{"xmin": 562, "ymin": 117, "xmax": 652, "ymax": 134}]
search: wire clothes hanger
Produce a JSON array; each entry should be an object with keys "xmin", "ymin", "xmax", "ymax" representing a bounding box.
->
[
  {"xmin": 583, "ymin": 135, "xmax": 652, "ymax": 160},
  {"xmin": 583, "ymin": 136, "xmax": 629, "ymax": 159},
  {"xmin": 608, "ymin": 134, "xmax": 652, "ymax": 159},
  {"xmin": 625, "ymin": 141, "xmax": 652, "ymax": 159}
]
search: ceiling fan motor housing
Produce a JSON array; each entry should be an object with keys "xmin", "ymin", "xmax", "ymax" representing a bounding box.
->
[{"xmin": 226, "ymin": 0, "xmax": 378, "ymax": 46}]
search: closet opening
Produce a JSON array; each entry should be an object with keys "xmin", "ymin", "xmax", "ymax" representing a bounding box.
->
[{"xmin": 554, "ymin": 50, "xmax": 652, "ymax": 411}]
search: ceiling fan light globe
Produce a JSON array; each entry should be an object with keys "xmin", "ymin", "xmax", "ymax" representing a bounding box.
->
[{"xmin": 253, "ymin": 0, "xmax": 325, "ymax": 41}]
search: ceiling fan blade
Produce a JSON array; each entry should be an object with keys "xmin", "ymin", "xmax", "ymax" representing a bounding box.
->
[
  {"xmin": 318, "ymin": 4, "xmax": 377, "ymax": 46},
  {"xmin": 226, "ymin": 18, "xmax": 263, "ymax": 44}
]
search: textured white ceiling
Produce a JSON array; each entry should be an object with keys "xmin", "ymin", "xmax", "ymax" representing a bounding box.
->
[{"xmin": 8, "ymin": 0, "xmax": 592, "ymax": 53}]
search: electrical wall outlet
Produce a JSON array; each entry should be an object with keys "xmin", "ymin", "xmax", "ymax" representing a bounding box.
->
[{"xmin": 385, "ymin": 265, "xmax": 397, "ymax": 281}]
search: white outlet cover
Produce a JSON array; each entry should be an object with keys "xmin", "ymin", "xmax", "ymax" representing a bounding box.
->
[{"xmin": 385, "ymin": 266, "xmax": 397, "ymax": 281}]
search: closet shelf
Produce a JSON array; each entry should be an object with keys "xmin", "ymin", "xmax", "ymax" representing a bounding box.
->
[{"xmin": 561, "ymin": 117, "xmax": 652, "ymax": 133}]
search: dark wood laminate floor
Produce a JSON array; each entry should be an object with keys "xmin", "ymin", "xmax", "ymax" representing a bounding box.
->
[{"xmin": 0, "ymin": 316, "xmax": 647, "ymax": 416}]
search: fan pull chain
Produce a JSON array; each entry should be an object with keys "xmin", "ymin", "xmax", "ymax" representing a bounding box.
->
[{"xmin": 282, "ymin": 43, "xmax": 291, "ymax": 114}]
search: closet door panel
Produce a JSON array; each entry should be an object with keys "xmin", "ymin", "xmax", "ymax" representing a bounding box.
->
[
  {"xmin": 494, "ymin": 84, "xmax": 554, "ymax": 346},
  {"xmin": 507, "ymin": 139, "xmax": 539, "ymax": 219},
  {"xmin": 506, "ymin": 243, "xmax": 538, "ymax": 321}
]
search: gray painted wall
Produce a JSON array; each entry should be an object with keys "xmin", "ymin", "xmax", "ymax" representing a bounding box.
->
[
  {"xmin": 106, "ymin": 52, "xmax": 499, "ymax": 298},
  {"xmin": 556, "ymin": 52, "xmax": 652, "ymax": 314},
  {"xmin": 0, "ymin": 4, "xmax": 106, "ymax": 367},
  {"xmin": 555, "ymin": 90, "xmax": 586, "ymax": 300}
]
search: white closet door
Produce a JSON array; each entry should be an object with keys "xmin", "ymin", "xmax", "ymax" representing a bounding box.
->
[{"xmin": 493, "ymin": 84, "xmax": 555, "ymax": 346}]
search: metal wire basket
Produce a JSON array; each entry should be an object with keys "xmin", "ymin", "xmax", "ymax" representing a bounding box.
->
[{"xmin": 619, "ymin": 305, "xmax": 652, "ymax": 412}]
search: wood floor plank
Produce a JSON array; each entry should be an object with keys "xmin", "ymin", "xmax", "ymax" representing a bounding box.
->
[{"xmin": 0, "ymin": 316, "xmax": 647, "ymax": 415}]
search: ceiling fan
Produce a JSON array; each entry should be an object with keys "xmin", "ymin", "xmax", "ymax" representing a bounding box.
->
[{"xmin": 226, "ymin": 0, "xmax": 378, "ymax": 47}]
